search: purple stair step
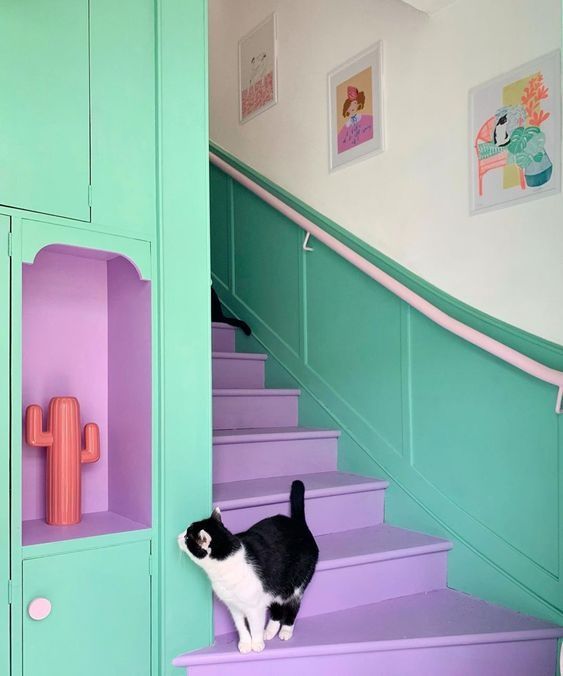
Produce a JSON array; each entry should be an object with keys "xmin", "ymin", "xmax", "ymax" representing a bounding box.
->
[
  {"xmin": 213, "ymin": 389, "xmax": 300, "ymax": 430},
  {"xmin": 212, "ymin": 322, "xmax": 236, "ymax": 352},
  {"xmin": 174, "ymin": 589, "xmax": 563, "ymax": 675},
  {"xmin": 213, "ymin": 427, "xmax": 339, "ymax": 482},
  {"xmin": 212, "ymin": 352, "xmax": 267, "ymax": 389},
  {"xmin": 214, "ymin": 471, "xmax": 388, "ymax": 535},
  {"xmin": 213, "ymin": 524, "xmax": 452, "ymax": 635}
]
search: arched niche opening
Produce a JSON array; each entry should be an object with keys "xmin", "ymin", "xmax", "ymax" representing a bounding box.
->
[{"xmin": 22, "ymin": 244, "xmax": 152, "ymax": 545}]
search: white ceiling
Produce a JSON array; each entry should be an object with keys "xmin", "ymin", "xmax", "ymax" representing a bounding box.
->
[{"xmin": 401, "ymin": 0, "xmax": 457, "ymax": 14}]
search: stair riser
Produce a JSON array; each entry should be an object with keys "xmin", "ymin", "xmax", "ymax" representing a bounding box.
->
[
  {"xmin": 214, "ymin": 550, "xmax": 448, "ymax": 635},
  {"xmin": 219, "ymin": 489, "xmax": 385, "ymax": 536},
  {"xmin": 213, "ymin": 437, "xmax": 338, "ymax": 483},
  {"xmin": 183, "ymin": 638, "xmax": 559, "ymax": 676},
  {"xmin": 212, "ymin": 326, "xmax": 236, "ymax": 352},
  {"xmin": 213, "ymin": 357, "xmax": 265, "ymax": 389},
  {"xmin": 213, "ymin": 395, "xmax": 299, "ymax": 430}
]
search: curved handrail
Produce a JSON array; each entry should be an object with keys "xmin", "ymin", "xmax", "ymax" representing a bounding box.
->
[{"xmin": 210, "ymin": 151, "xmax": 563, "ymax": 413}]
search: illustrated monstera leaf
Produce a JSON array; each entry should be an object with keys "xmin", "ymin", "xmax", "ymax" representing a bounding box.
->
[
  {"xmin": 508, "ymin": 127, "xmax": 527, "ymax": 154},
  {"xmin": 525, "ymin": 131, "xmax": 545, "ymax": 157},
  {"xmin": 508, "ymin": 127, "xmax": 546, "ymax": 167},
  {"xmin": 515, "ymin": 152, "xmax": 532, "ymax": 168}
]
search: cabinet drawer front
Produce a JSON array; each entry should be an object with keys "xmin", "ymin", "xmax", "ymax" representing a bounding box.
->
[
  {"xmin": 0, "ymin": 0, "xmax": 90, "ymax": 221},
  {"xmin": 23, "ymin": 540, "xmax": 151, "ymax": 676}
]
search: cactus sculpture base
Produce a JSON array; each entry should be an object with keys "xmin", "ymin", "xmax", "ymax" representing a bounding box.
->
[{"xmin": 26, "ymin": 397, "xmax": 100, "ymax": 526}]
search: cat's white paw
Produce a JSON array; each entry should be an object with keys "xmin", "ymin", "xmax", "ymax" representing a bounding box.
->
[
  {"xmin": 238, "ymin": 641, "xmax": 252, "ymax": 654},
  {"xmin": 279, "ymin": 625, "xmax": 294, "ymax": 641},
  {"xmin": 264, "ymin": 619, "xmax": 280, "ymax": 641},
  {"xmin": 251, "ymin": 639, "xmax": 265, "ymax": 653}
]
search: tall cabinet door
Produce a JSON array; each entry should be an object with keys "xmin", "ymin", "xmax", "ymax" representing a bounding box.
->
[
  {"xmin": 22, "ymin": 541, "xmax": 151, "ymax": 676},
  {"xmin": 0, "ymin": 216, "xmax": 10, "ymax": 676},
  {"xmin": 0, "ymin": 0, "xmax": 90, "ymax": 221}
]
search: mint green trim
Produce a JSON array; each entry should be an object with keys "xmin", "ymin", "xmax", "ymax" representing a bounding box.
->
[
  {"xmin": 210, "ymin": 142, "xmax": 563, "ymax": 367},
  {"xmin": 20, "ymin": 218, "xmax": 152, "ymax": 280},
  {"xmin": 9, "ymin": 220, "xmax": 23, "ymax": 676},
  {"xmin": 210, "ymin": 155, "xmax": 563, "ymax": 626},
  {"xmin": 0, "ymin": 216, "xmax": 10, "ymax": 676},
  {"xmin": 157, "ymin": 1, "xmax": 212, "ymax": 673},
  {"xmin": 22, "ymin": 529, "xmax": 152, "ymax": 560}
]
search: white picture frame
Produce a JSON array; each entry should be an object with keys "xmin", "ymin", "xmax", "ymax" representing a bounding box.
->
[
  {"xmin": 328, "ymin": 42, "xmax": 385, "ymax": 171},
  {"xmin": 238, "ymin": 14, "xmax": 278, "ymax": 124},
  {"xmin": 469, "ymin": 50, "xmax": 561, "ymax": 214}
]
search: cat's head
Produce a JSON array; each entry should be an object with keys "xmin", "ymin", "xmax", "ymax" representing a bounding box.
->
[{"xmin": 177, "ymin": 507, "xmax": 239, "ymax": 565}]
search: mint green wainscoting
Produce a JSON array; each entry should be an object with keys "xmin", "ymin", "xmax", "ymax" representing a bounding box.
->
[
  {"xmin": 0, "ymin": 216, "xmax": 10, "ymax": 676},
  {"xmin": 209, "ymin": 147, "xmax": 563, "ymax": 625},
  {"xmin": 22, "ymin": 541, "xmax": 151, "ymax": 676},
  {"xmin": 157, "ymin": 1, "xmax": 212, "ymax": 673}
]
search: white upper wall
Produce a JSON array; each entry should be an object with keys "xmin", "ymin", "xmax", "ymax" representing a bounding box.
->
[
  {"xmin": 209, "ymin": 0, "xmax": 563, "ymax": 345},
  {"xmin": 401, "ymin": 0, "xmax": 456, "ymax": 13}
]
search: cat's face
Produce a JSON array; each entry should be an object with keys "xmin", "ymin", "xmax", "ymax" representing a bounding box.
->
[{"xmin": 177, "ymin": 507, "xmax": 237, "ymax": 564}]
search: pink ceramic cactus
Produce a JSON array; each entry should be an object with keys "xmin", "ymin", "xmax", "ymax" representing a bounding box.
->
[{"xmin": 26, "ymin": 397, "xmax": 100, "ymax": 525}]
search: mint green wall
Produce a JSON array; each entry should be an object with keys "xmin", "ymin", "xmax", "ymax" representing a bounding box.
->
[{"xmin": 210, "ymin": 146, "xmax": 563, "ymax": 625}]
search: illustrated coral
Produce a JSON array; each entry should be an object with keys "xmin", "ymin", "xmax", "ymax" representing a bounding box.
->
[
  {"xmin": 521, "ymin": 73, "xmax": 550, "ymax": 127},
  {"xmin": 26, "ymin": 396, "xmax": 100, "ymax": 525}
]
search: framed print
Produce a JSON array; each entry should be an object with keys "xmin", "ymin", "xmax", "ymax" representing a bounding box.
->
[
  {"xmin": 469, "ymin": 50, "xmax": 561, "ymax": 214},
  {"xmin": 239, "ymin": 14, "xmax": 278, "ymax": 123},
  {"xmin": 328, "ymin": 42, "xmax": 384, "ymax": 171}
]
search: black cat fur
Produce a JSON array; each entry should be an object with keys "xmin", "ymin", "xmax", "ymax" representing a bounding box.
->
[{"xmin": 211, "ymin": 286, "xmax": 251, "ymax": 336}]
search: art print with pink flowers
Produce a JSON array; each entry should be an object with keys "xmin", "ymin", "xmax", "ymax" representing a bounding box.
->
[
  {"xmin": 329, "ymin": 42, "xmax": 384, "ymax": 171},
  {"xmin": 470, "ymin": 51, "xmax": 561, "ymax": 214},
  {"xmin": 239, "ymin": 14, "xmax": 278, "ymax": 123}
]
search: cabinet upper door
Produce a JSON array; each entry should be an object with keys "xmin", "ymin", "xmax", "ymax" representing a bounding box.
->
[
  {"xmin": 0, "ymin": 0, "xmax": 90, "ymax": 221},
  {"xmin": 23, "ymin": 541, "xmax": 151, "ymax": 676}
]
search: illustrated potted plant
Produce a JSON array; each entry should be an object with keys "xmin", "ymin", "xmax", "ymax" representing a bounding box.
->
[
  {"xmin": 507, "ymin": 126, "xmax": 552, "ymax": 187},
  {"xmin": 508, "ymin": 73, "xmax": 553, "ymax": 187}
]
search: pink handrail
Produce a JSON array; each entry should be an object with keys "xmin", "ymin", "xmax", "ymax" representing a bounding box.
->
[{"xmin": 210, "ymin": 151, "xmax": 563, "ymax": 413}]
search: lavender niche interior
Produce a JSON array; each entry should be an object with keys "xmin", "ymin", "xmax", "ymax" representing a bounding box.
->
[{"xmin": 22, "ymin": 245, "xmax": 152, "ymax": 546}]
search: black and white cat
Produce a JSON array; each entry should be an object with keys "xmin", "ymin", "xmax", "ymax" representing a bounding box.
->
[
  {"xmin": 493, "ymin": 114, "xmax": 510, "ymax": 147},
  {"xmin": 177, "ymin": 480, "xmax": 318, "ymax": 654}
]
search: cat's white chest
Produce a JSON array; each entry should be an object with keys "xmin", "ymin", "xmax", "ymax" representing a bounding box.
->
[{"xmin": 206, "ymin": 547, "xmax": 267, "ymax": 611}]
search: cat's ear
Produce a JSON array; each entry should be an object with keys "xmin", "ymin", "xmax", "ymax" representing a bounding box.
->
[{"xmin": 211, "ymin": 507, "xmax": 222, "ymax": 523}]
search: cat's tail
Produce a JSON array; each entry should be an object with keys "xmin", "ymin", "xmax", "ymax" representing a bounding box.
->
[
  {"xmin": 222, "ymin": 316, "xmax": 252, "ymax": 336},
  {"xmin": 290, "ymin": 480, "xmax": 306, "ymax": 522}
]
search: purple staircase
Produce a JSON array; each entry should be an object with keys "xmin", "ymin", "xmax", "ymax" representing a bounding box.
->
[{"xmin": 174, "ymin": 322, "xmax": 563, "ymax": 675}]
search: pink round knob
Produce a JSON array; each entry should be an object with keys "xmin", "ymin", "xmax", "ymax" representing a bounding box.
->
[{"xmin": 28, "ymin": 597, "xmax": 52, "ymax": 621}]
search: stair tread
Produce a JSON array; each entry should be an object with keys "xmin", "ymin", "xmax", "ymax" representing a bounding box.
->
[
  {"xmin": 214, "ymin": 471, "xmax": 388, "ymax": 510},
  {"xmin": 213, "ymin": 427, "xmax": 340, "ymax": 444},
  {"xmin": 213, "ymin": 351, "xmax": 267, "ymax": 361},
  {"xmin": 173, "ymin": 589, "xmax": 563, "ymax": 667},
  {"xmin": 213, "ymin": 388, "xmax": 300, "ymax": 396},
  {"xmin": 315, "ymin": 524, "xmax": 451, "ymax": 571},
  {"xmin": 212, "ymin": 322, "xmax": 237, "ymax": 329}
]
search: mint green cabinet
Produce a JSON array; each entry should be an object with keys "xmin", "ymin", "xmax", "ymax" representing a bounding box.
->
[
  {"xmin": 22, "ymin": 541, "xmax": 151, "ymax": 675},
  {"xmin": 0, "ymin": 0, "xmax": 91, "ymax": 221},
  {"xmin": 0, "ymin": 1, "xmax": 212, "ymax": 673}
]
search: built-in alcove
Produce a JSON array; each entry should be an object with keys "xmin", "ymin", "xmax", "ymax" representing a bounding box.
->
[{"xmin": 22, "ymin": 245, "xmax": 152, "ymax": 546}]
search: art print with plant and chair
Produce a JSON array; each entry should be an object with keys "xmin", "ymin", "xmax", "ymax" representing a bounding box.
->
[{"xmin": 470, "ymin": 50, "xmax": 561, "ymax": 213}]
